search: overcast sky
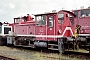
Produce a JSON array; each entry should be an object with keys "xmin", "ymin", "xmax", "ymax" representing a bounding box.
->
[{"xmin": 0, "ymin": 0, "xmax": 90, "ymax": 23}]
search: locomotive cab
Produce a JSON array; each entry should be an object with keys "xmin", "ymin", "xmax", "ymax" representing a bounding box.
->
[
  {"xmin": 0, "ymin": 22, "xmax": 12, "ymax": 36},
  {"xmin": 34, "ymin": 10, "xmax": 76, "ymax": 52},
  {"xmin": 35, "ymin": 10, "xmax": 76, "ymax": 41},
  {"xmin": 0, "ymin": 22, "xmax": 12, "ymax": 45}
]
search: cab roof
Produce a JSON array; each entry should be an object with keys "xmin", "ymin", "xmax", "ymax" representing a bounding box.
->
[
  {"xmin": 60, "ymin": 10, "xmax": 76, "ymax": 17},
  {"xmin": 34, "ymin": 12, "xmax": 57, "ymax": 16},
  {"xmin": 35, "ymin": 10, "xmax": 76, "ymax": 17}
]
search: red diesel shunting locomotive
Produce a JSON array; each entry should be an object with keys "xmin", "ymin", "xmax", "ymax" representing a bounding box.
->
[
  {"xmin": 7, "ymin": 10, "xmax": 75, "ymax": 53},
  {"xmin": 1, "ymin": 8, "xmax": 90, "ymax": 53}
]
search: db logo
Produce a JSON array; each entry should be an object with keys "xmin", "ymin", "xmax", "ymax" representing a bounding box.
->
[
  {"xmin": 39, "ymin": 28, "xmax": 44, "ymax": 32},
  {"xmin": 59, "ymin": 29, "xmax": 62, "ymax": 34}
]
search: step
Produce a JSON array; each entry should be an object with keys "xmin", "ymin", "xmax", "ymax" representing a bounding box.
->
[
  {"xmin": 14, "ymin": 45, "xmax": 22, "ymax": 46},
  {"xmin": 23, "ymin": 45, "xmax": 35, "ymax": 48},
  {"xmin": 14, "ymin": 44, "xmax": 35, "ymax": 48},
  {"xmin": 23, "ymin": 46, "xmax": 35, "ymax": 48},
  {"xmin": 48, "ymin": 48, "xmax": 58, "ymax": 50},
  {"xmin": 48, "ymin": 44, "xmax": 58, "ymax": 46}
]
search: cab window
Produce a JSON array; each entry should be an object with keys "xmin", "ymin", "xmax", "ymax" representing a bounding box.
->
[
  {"xmin": 74, "ymin": 11, "xmax": 78, "ymax": 18},
  {"xmin": 4, "ymin": 27, "xmax": 11, "ymax": 34},
  {"xmin": 68, "ymin": 14, "xmax": 74, "ymax": 25},
  {"xmin": 58, "ymin": 14, "xmax": 64, "ymax": 24},
  {"xmin": 36, "ymin": 15, "xmax": 46, "ymax": 26},
  {"xmin": 48, "ymin": 16, "xmax": 54, "ymax": 27},
  {"xmin": 15, "ymin": 19, "xmax": 20, "ymax": 23},
  {"xmin": 70, "ymin": 16, "xmax": 74, "ymax": 25},
  {"xmin": 81, "ymin": 9, "xmax": 90, "ymax": 17}
]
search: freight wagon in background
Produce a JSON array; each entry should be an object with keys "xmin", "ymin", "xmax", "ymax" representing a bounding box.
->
[
  {"xmin": 73, "ymin": 7, "xmax": 90, "ymax": 49},
  {"xmin": 0, "ymin": 7, "xmax": 90, "ymax": 53}
]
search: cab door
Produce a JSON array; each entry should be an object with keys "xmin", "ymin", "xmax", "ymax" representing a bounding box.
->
[{"xmin": 47, "ymin": 15, "xmax": 56, "ymax": 40}]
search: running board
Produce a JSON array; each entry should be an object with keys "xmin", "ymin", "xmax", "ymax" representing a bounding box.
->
[
  {"xmin": 48, "ymin": 48, "xmax": 58, "ymax": 50},
  {"xmin": 14, "ymin": 44, "xmax": 35, "ymax": 48},
  {"xmin": 48, "ymin": 44, "xmax": 58, "ymax": 46},
  {"xmin": 48, "ymin": 44, "xmax": 58, "ymax": 50}
]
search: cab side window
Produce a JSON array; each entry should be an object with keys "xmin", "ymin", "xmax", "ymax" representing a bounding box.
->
[
  {"xmin": 48, "ymin": 16, "xmax": 54, "ymax": 27},
  {"xmin": 58, "ymin": 14, "xmax": 64, "ymax": 24},
  {"xmin": 68, "ymin": 14, "xmax": 74, "ymax": 25},
  {"xmin": 74, "ymin": 11, "xmax": 78, "ymax": 18},
  {"xmin": 36, "ymin": 15, "xmax": 46, "ymax": 26},
  {"xmin": 15, "ymin": 19, "xmax": 20, "ymax": 23},
  {"xmin": 81, "ymin": 9, "xmax": 90, "ymax": 17}
]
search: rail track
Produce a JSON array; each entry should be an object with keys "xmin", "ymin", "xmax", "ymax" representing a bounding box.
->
[
  {"xmin": 0, "ymin": 45, "xmax": 90, "ymax": 60},
  {"xmin": 7, "ymin": 45, "xmax": 90, "ymax": 60},
  {"xmin": 39, "ymin": 50, "xmax": 90, "ymax": 60},
  {"xmin": 0, "ymin": 55, "xmax": 15, "ymax": 60}
]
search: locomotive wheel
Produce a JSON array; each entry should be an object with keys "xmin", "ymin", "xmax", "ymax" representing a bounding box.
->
[
  {"xmin": 58, "ymin": 38, "xmax": 65, "ymax": 54},
  {"xmin": 0, "ymin": 38, "xmax": 3, "ymax": 46},
  {"xmin": 0, "ymin": 37, "xmax": 6, "ymax": 46}
]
